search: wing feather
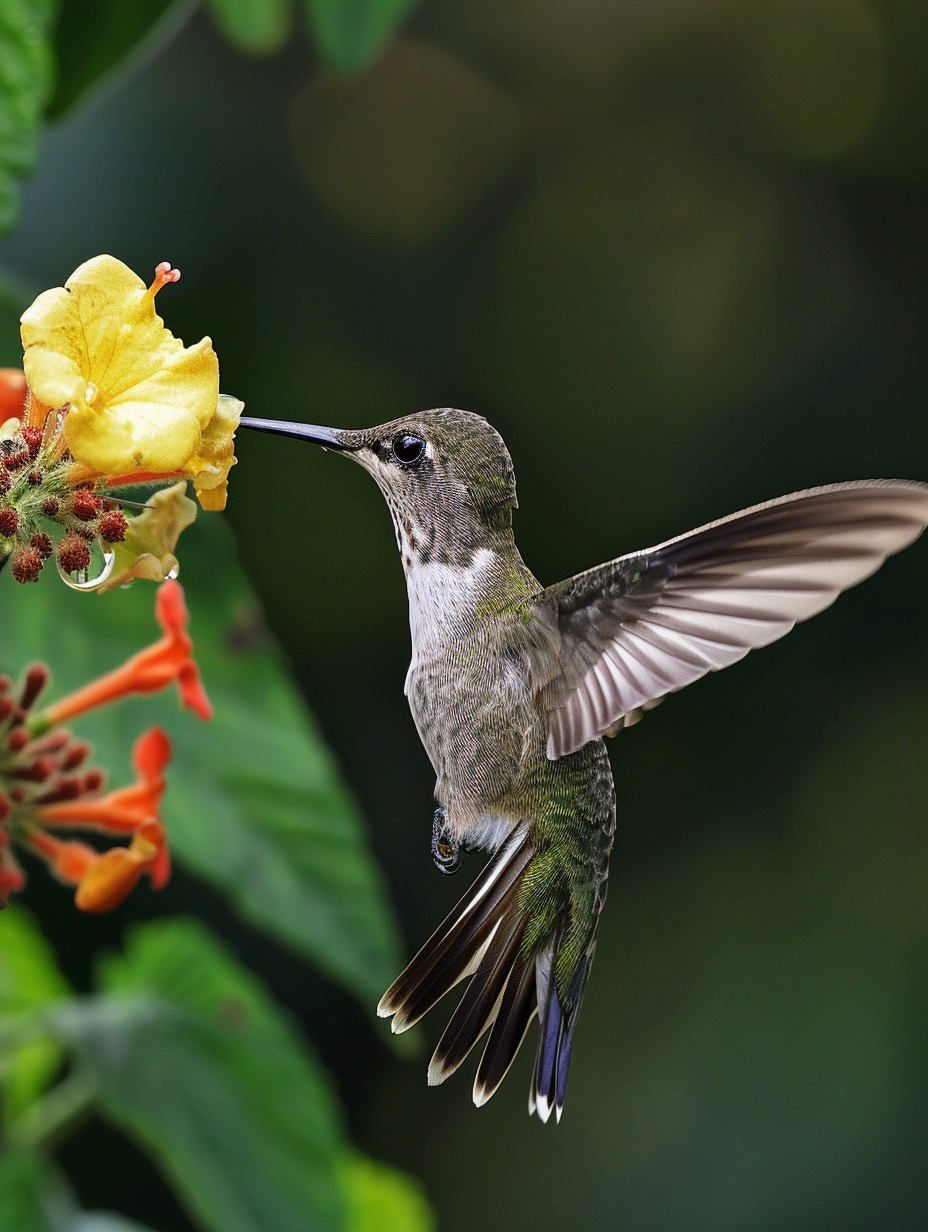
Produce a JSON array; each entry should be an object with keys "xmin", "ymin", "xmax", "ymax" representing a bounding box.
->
[{"xmin": 538, "ymin": 481, "xmax": 928, "ymax": 758}]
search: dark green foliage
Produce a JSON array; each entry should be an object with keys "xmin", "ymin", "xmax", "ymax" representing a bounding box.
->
[
  {"xmin": 0, "ymin": 1152, "xmax": 52, "ymax": 1232},
  {"xmin": 0, "ymin": 910, "xmax": 433, "ymax": 1232},
  {"xmin": 48, "ymin": 0, "xmax": 182, "ymax": 118},
  {"xmin": 0, "ymin": 0, "xmax": 54, "ymax": 230},
  {"xmin": 207, "ymin": 0, "xmax": 292, "ymax": 55},
  {"xmin": 302, "ymin": 0, "xmax": 419, "ymax": 73}
]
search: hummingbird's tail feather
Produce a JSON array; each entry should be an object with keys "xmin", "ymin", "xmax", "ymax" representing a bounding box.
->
[
  {"xmin": 378, "ymin": 828, "xmax": 533, "ymax": 1034},
  {"xmin": 427, "ymin": 908, "xmax": 527, "ymax": 1086},
  {"xmin": 529, "ymin": 945, "xmax": 590, "ymax": 1124},
  {"xmin": 472, "ymin": 949, "xmax": 537, "ymax": 1106}
]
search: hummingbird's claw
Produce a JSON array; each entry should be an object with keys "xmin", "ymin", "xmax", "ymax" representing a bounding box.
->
[{"xmin": 431, "ymin": 808, "xmax": 461, "ymax": 875}]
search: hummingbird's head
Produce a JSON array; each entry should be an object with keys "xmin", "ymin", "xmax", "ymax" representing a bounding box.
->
[{"xmin": 240, "ymin": 408, "xmax": 518, "ymax": 568}]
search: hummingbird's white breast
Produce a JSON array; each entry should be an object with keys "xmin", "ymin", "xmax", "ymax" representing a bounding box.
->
[{"xmin": 404, "ymin": 546, "xmax": 497, "ymax": 668}]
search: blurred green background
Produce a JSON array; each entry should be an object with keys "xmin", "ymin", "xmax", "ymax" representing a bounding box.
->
[{"xmin": 3, "ymin": 0, "xmax": 928, "ymax": 1228}]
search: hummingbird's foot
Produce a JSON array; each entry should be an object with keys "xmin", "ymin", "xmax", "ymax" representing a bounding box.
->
[{"xmin": 431, "ymin": 808, "xmax": 461, "ymax": 875}]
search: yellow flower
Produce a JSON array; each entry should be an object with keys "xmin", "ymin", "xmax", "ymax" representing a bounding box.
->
[{"xmin": 20, "ymin": 256, "xmax": 240, "ymax": 510}]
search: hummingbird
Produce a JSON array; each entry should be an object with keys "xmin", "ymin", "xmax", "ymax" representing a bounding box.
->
[{"xmin": 241, "ymin": 409, "xmax": 928, "ymax": 1122}]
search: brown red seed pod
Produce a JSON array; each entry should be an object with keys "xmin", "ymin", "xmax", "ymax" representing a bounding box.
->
[
  {"xmin": 10, "ymin": 546, "xmax": 43, "ymax": 584},
  {"xmin": 27, "ymin": 470, "xmax": 42, "ymax": 486},
  {"xmin": 0, "ymin": 675, "xmax": 11, "ymax": 692},
  {"xmin": 34, "ymin": 777, "xmax": 82, "ymax": 804},
  {"xmin": 61, "ymin": 741, "xmax": 90, "ymax": 770},
  {"xmin": 0, "ymin": 507, "xmax": 19, "ymax": 537},
  {"xmin": 82, "ymin": 769, "xmax": 105, "ymax": 793},
  {"xmin": 29, "ymin": 730, "xmax": 69, "ymax": 755},
  {"xmin": 9, "ymin": 787, "xmax": 25, "ymax": 803},
  {"xmin": 0, "ymin": 469, "xmax": 11, "ymax": 496},
  {"xmin": 57, "ymin": 532, "xmax": 90, "ymax": 574},
  {"xmin": 19, "ymin": 665, "xmax": 48, "ymax": 710},
  {"xmin": 30, "ymin": 533, "xmax": 53, "ymax": 559},
  {"xmin": 41, "ymin": 496, "xmax": 60, "ymax": 517},
  {"xmin": 0, "ymin": 699, "xmax": 13, "ymax": 723},
  {"xmin": 4, "ymin": 447, "xmax": 28, "ymax": 471},
  {"xmin": 21, "ymin": 426, "xmax": 42, "ymax": 457},
  {"xmin": 71, "ymin": 488, "xmax": 102, "ymax": 521},
  {"xmin": 98, "ymin": 510, "xmax": 128, "ymax": 543},
  {"xmin": 8, "ymin": 756, "xmax": 56, "ymax": 782},
  {"xmin": 8, "ymin": 728, "xmax": 29, "ymax": 753}
]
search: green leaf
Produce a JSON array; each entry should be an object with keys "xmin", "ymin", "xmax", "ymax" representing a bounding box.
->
[
  {"xmin": 341, "ymin": 1152, "xmax": 435, "ymax": 1232},
  {"xmin": 302, "ymin": 0, "xmax": 420, "ymax": 74},
  {"xmin": 0, "ymin": 908, "xmax": 70, "ymax": 1122},
  {"xmin": 81, "ymin": 917, "xmax": 346, "ymax": 1232},
  {"xmin": 0, "ymin": 0, "xmax": 54, "ymax": 232},
  {"xmin": 208, "ymin": 0, "xmax": 293, "ymax": 55},
  {"xmin": 50, "ymin": 992, "xmax": 342, "ymax": 1232},
  {"xmin": 47, "ymin": 0, "xmax": 192, "ymax": 120},
  {"xmin": 0, "ymin": 1150, "xmax": 53, "ymax": 1232},
  {"xmin": 0, "ymin": 514, "xmax": 403, "ymax": 1011}
]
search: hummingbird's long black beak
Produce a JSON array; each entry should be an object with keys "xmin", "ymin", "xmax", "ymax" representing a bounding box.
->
[{"xmin": 238, "ymin": 416, "xmax": 356, "ymax": 450}]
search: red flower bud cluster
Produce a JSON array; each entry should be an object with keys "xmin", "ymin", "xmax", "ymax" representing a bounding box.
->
[
  {"xmin": 0, "ymin": 375, "xmax": 136, "ymax": 586},
  {"xmin": 0, "ymin": 580, "xmax": 212, "ymax": 912}
]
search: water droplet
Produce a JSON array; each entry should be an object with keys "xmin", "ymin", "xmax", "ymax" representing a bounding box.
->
[
  {"xmin": 166, "ymin": 564, "xmax": 179, "ymax": 579},
  {"xmin": 85, "ymin": 382, "xmax": 98, "ymax": 405},
  {"xmin": 56, "ymin": 542, "xmax": 115, "ymax": 591}
]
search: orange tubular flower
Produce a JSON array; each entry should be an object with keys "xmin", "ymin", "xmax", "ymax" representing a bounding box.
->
[
  {"xmin": 36, "ymin": 727, "xmax": 170, "ymax": 834},
  {"xmin": 39, "ymin": 579, "xmax": 213, "ymax": 726},
  {"xmin": 0, "ymin": 581, "xmax": 210, "ymax": 912}
]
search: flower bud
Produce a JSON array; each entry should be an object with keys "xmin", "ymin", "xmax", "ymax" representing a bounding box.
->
[
  {"xmin": 72, "ymin": 489, "xmax": 102, "ymax": 521},
  {"xmin": 61, "ymin": 741, "xmax": 90, "ymax": 770},
  {"xmin": 98, "ymin": 510, "xmax": 128, "ymax": 543},
  {"xmin": 27, "ymin": 470, "xmax": 42, "ymax": 486},
  {"xmin": 11, "ymin": 546, "xmax": 43, "ymax": 583},
  {"xmin": 57, "ymin": 532, "xmax": 90, "ymax": 574},
  {"xmin": 41, "ymin": 496, "xmax": 60, "ymax": 517},
  {"xmin": 0, "ymin": 470, "xmax": 10, "ymax": 496},
  {"xmin": 9, "ymin": 756, "xmax": 56, "ymax": 782},
  {"xmin": 30, "ymin": 533, "xmax": 52, "ymax": 559},
  {"xmin": 0, "ymin": 507, "xmax": 19, "ymax": 537},
  {"xmin": 20, "ymin": 665, "xmax": 48, "ymax": 709},
  {"xmin": 82, "ymin": 769, "xmax": 105, "ymax": 793},
  {"xmin": 21, "ymin": 426, "xmax": 42, "ymax": 457},
  {"xmin": 8, "ymin": 729, "xmax": 29, "ymax": 753}
]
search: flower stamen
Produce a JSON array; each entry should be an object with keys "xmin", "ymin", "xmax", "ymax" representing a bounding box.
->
[{"xmin": 150, "ymin": 262, "xmax": 181, "ymax": 295}]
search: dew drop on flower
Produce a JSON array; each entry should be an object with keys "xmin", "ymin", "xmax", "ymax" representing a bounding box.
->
[{"xmin": 56, "ymin": 542, "xmax": 116, "ymax": 591}]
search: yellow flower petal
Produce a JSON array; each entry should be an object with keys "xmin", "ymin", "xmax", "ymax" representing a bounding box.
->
[
  {"xmin": 20, "ymin": 255, "xmax": 221, "ymax": 481},
  {"xmin": 96, "ymin": 481, "xmax": 197, "ymax": 595},
  {"xmin": 186, "ymin": 394, "xmax": 243, "ymax": 512}
]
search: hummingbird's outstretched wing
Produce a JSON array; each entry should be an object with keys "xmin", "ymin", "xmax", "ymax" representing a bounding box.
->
[{"xmin": 533, "ymin": 480, "xmax": 928, "ymax": 759}]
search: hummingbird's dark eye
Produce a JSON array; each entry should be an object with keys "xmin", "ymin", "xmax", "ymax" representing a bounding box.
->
[{"xmin": 393, "ymin": 434, "xmax": 425, "ymax": 465}]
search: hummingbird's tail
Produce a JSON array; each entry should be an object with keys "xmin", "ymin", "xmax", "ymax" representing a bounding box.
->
[
  {"xmin": 528, "ymin": 944, "xmax": 590, "ymax": 1124},
  {"xmin": 378, "ymin": 827, "xmax": 588, "ymax": 1122}
]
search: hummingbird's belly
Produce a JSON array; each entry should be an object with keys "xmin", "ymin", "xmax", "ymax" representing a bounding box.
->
[{"xmin": 405, "ymin": 646, "xmax": 541, "ymax": 839}]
